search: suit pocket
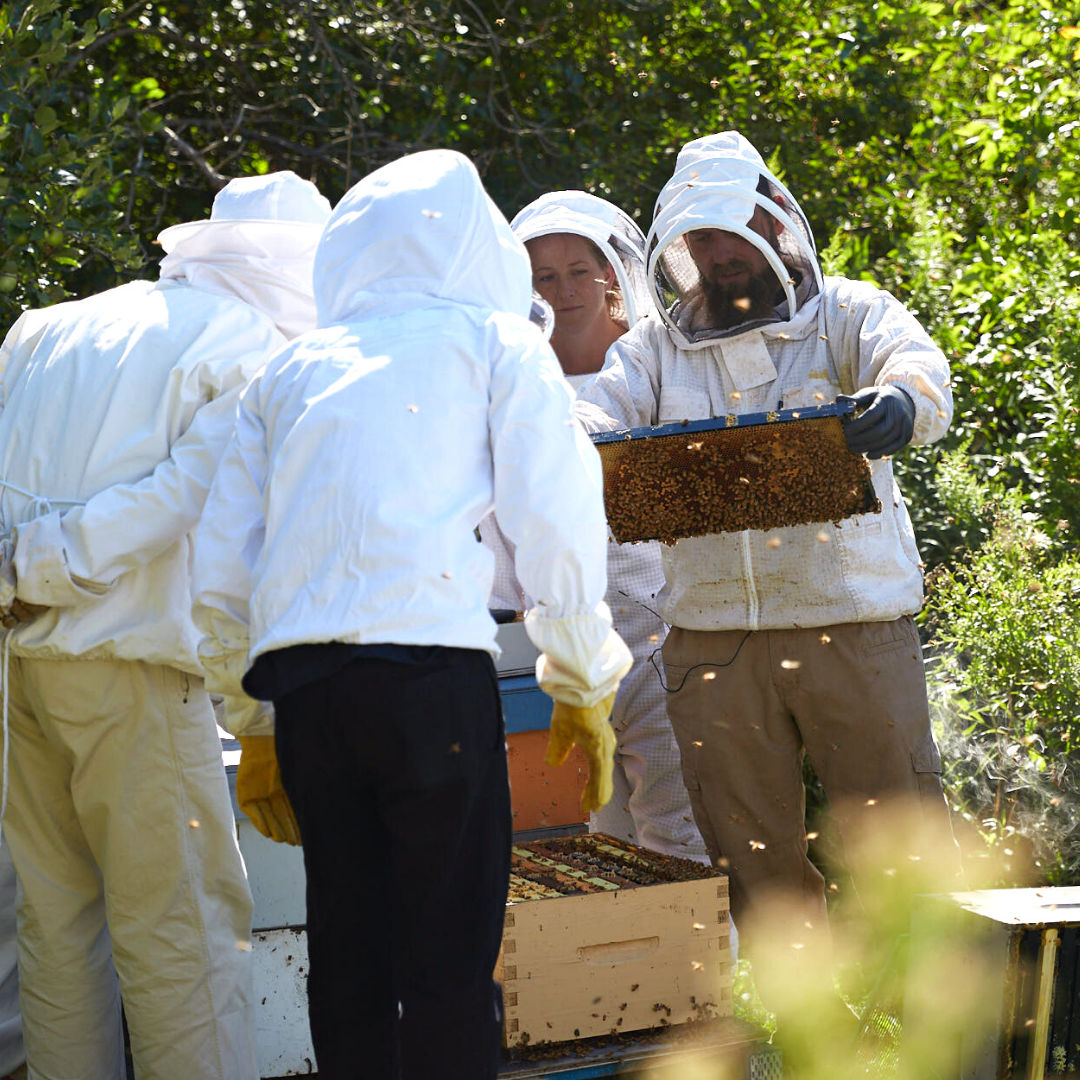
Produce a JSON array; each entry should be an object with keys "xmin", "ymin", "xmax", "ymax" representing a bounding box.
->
[{"xmin": 658, "ymin": 388, "xmax": 711, "ymax": 424}]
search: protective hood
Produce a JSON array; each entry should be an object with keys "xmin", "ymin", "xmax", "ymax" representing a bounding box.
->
[
  {"xmin": 512, "ymin": 190, "xmax": 651, "ymax": 325},
  {"xmin": 648, "ymin": 131, "xmax": 823, "ymax": 347},
  {"xmin": 157, "ymin": 170, "xmax": 331, "ymax": 340},
  {"xmin": 315, "ymin": 149, "xmax": 533, "ymax": 327}
]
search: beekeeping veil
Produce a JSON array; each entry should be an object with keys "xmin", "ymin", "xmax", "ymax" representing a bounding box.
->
[
  {"xmin": 511, "ymin": 191, "xmax": 651, "ymax": 326},
  {"xmin": 649, "ymin": 132, "xmax": 822, "ymax": 347},
  {"xmin": 157, "ymin": 170, "xmax": 332, "ymax": 339},
  {"xmin": 529, "ymin": 292, "xmax": 556, "ymax": 340}
]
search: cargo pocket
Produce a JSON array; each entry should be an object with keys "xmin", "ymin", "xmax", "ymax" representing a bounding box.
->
[
  {"xmin": 911, "ymin": 736, "xmax": 945, "ymax": 803},
  {"xmin": 859, "ymin": 617, "xmax": 916, "ymax": 659},
  {"xmin": 658, "ymin": 388, "xmax": 711, "ymax": 424}
]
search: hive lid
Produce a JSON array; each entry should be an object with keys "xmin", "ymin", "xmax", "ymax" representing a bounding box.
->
[{"xmin": 589, "ymin": 400, "xmax": 880, "ymax": 544}]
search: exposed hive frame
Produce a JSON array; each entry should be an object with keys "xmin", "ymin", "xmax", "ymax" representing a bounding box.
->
[
  {"xmin": 508, "ymin": 833, "xmax": 718, "ymax": 904},
  {"xmin": 591, "ymin": 402, "xmax": 880, "ymax": 545}
]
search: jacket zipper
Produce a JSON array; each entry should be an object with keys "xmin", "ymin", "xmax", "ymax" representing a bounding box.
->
[{"xmin": 741, "ymin": 531, "xmax": 759, "ymax": 630}]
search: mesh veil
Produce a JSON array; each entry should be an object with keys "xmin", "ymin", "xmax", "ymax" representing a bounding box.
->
[{"xmin": 512, "ymin": 191, "xmax": 651, "ymax": 325}]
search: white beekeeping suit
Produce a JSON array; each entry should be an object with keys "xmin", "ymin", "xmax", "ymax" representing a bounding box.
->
[
  {"xmin": 480, "ymin": 192, "xmax": 706, "ymax": 861},
  {"xmin": 192, "ymin": 157, "xmax": 630, "ymax": 732},
  {"xmin": 0, "ymin": 170, "xmax": 329, "ymax": 1080},
  {"xmin": 578, "ymin": 133, "xmax": 952, "ymax": 631},
  {"xmin": 191, "ymin": 150, "xmax": 632, "ymax": 1076},
  {"xmin": 575, "ymin": 130, "xmax": 954, "ymax": 1013}
]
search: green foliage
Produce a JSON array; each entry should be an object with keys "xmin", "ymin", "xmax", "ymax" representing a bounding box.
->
[
  {"xmin": 922, "ymin": 474, "xmax": 1080, "ymax": 884},
  {"xmin": 0, "ymin": 1, "xmax": 143, "ymax": 327}
]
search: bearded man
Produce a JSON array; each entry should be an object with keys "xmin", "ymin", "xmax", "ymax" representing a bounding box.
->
[{"xmin": 575, "ymin": 131, "xmax": 958, "ymax": 1032}]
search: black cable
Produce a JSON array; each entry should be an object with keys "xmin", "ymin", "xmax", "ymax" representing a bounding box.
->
[
  {"xmin": 648, "ymin": 630, "xmax": 753, "ymax": 694},
  {"xmin": 612, "ymin": 587, "xmax": 663, "ymax": 621}
]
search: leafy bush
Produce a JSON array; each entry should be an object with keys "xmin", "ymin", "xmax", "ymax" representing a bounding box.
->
[
  {"xmin": 0, "ymin": 1, "xmax": 143, "ymax": 327},
  {"xmin": 922, "ymin": 460, "xmax": 1080, "ymax": 885}
]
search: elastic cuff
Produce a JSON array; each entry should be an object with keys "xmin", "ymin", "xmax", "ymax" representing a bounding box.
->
[{"xmin": 13, "ymin": 511, "xmax": 107, "ymax": 606}]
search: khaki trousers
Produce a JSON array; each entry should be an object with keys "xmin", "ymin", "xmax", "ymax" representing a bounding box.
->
[
  {"xmin": 0, "ymin": 843, "xmax": 22, "ymax": 1075},
  {"xmin": 1, "ymin": 657, "xmax": 257, "ymax": 1080},
  {"xmin": 662, "ymin": 617, "xmax": 956, "ymax": 1008}
]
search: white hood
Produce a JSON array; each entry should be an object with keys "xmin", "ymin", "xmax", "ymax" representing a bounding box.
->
[
  {"xmin": 648, "ymin": 131, "xmax": 823, "ymax": 348},
  {"xmin": 511, "ymin": 190, "xmax": 651, "ymax": 325},
  {"xmin": 158, "ymin": 170, "xmax": 331, "ymax": 340},
  {"xmin": 314, "ymin": 149, "xmax": 533, "ymax": 327}
]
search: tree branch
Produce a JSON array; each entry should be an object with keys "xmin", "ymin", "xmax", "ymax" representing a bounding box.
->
[{"xmin": 160, "ymin": 125, "xmax": 230, "ymax": 187}]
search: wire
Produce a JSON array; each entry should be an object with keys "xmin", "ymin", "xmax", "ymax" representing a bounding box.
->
[
  {"xmin": 648, "ymin": 630, "xmax": 753, "ymax": 694},
  {"xmin": 611, "ymin": 587, "xmax": 663, "ymax": 621},
  {"xmin": 611, "ymin": 589, "xmax": 752, "ymax": 693}
]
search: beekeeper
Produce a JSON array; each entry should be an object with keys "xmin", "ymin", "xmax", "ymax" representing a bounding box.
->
[
  {"xmin": 576, "ymin": 131, "xmax": 956, "ymax": 1008},
  {"xmin": 0, "ymin": 170, "xmax": 330, "ymax": 1080},
  {"xmin": 479, "ymin": 190, "xmax": 706, "ymax": 862},
  {"xmin": 192, "ymin": 149, "xmax": 631, "ymax": 1080}
]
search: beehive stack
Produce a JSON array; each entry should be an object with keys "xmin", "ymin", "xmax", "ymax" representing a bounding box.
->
[
  {"xmin": 498, "ymin": 834, "xmax": 731, "ymax": 1047},
  {"xmin": 596, "ymin": 412, "xmax": 879, "ymax": 545}
]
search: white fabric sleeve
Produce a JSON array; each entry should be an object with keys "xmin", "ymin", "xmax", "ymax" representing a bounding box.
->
[
  {"xmin": 191, "ymin": 382, "xmax": 273, "ymax": 738},
  {"xmin": 574, "ymin": 318, "xmax": 663, "ymax": 431},
  {"xmin": 0, "ymin": 308, "xmax": 48, "ymax": 389},
  {"xmin": 478, "ymin": 512, "xmax": 525, "ymax": 612},
  {"xmin": 222, "ymin": 694, "xmax": 274, "ymax": 741},
  {"xmin": 827, "ymin": 278, "xmax": 953, "ymax": 446},
  {"xmin": 13, "ymin": 327, "xmax": 284, "ymax": 606},
  {"xmin": 486, "ymin": 323, "xmax": 631, "ymax": 707},
  {"xmin": 526, "ymin": 602, "xmax": 631, "ymax": 709}
]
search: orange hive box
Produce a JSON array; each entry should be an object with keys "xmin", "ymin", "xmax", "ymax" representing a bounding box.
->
[{"xmin": 506, "ymin": 732, "xmax": 587, "ymax": 831}]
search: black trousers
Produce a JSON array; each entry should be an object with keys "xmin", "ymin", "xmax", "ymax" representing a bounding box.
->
[{"xmin": 274, "ymin": 648, "xmax": 511, "ymax": 1080}]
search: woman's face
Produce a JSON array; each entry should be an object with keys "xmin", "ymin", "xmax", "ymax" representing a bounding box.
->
[{"xmin": 526, "ymin": 233, "xmax": 615, "ymax": 337}]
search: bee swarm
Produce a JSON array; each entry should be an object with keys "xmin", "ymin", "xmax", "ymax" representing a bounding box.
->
[{"xmin": 597, "ymin": 414, "xmax": 880, "ymax": 545}]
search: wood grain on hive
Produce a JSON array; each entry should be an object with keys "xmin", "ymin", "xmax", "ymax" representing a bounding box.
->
[{"xmin": 496, "ymin": 834, "xmax": 732, "ymax": 1048}]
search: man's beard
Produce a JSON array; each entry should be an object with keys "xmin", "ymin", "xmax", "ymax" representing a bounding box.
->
[{"xmin": 698, "ymin": 267, "xmax": 779, "ymax": 330}]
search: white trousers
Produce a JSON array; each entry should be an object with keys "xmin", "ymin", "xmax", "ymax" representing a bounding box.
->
[
  {"xmin": 590, "ymin": 598, "xmax": 708, "ymax": 863},
  {"xmin": 0, "ymin": 844, "xmax": 22, "ymax": 1076},
  {"xmin": 1, "ymin": 657, "xmax": 257, "ymax": 1080}
]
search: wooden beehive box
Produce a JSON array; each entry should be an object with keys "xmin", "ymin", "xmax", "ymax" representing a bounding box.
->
[
  {"xmin": 496, "ymin": 834, "xmax": 732, "ymax": 1048},
  {"xmin": 901, "ymin": 887, "xmax": 1080, "ymax": 1080}
]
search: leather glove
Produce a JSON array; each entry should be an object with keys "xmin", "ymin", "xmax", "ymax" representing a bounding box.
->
[
  {"xmin": 545, "ymin": 693, "xmax": 618, "ymax": 816},
  {"xmin": 236, "ymin": 735, "xmax": 301, "ymax": 845},
  {"xmin": 838, "ymin": 386, "xmax": 916, "ymax": 459}
]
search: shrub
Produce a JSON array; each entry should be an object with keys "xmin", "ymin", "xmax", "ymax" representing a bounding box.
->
[{"xmin": 922, "ymin": 462, "xmax": 1080, "ymax": 885}]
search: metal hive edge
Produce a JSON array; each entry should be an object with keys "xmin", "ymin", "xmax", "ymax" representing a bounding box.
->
[{"xmin": 588, "ymin": 400, "xmax": 857, "ymax": 446}]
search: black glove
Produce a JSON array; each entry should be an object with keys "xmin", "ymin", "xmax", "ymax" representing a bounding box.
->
[{"xmin": 838, "ymin": 386, "xmax": 916, "ymax": 459}]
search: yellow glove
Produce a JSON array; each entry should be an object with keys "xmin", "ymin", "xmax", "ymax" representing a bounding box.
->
[
  {"xmin": 236, "ymin": 735, "xmax": 301, "ymax": 846},
  {"xmin": 545, "ymin": 694, "xmax": 618, "ymax": 816}
]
